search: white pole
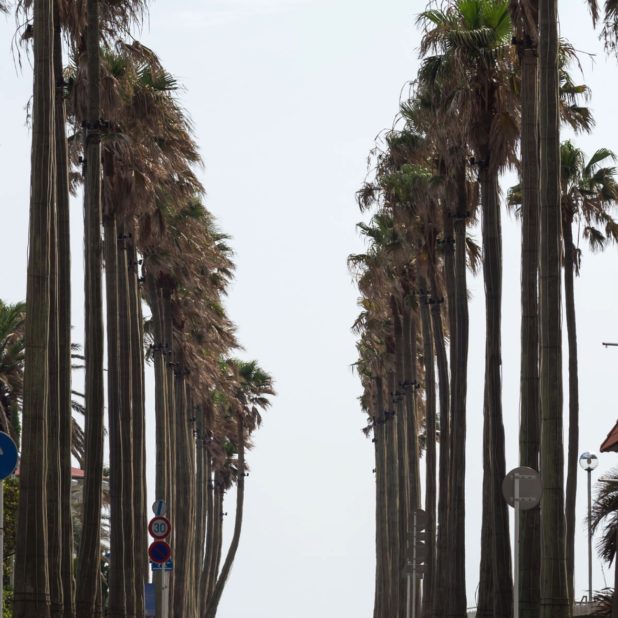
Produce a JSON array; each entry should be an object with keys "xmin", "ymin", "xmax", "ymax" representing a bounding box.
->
[
  {"xmin": 514, "ymin": 473, "xmax": 520, "ymax": 618},
  {"xmin": 162, "ymin": 567, "xmax": 169, "ymax": 618}
]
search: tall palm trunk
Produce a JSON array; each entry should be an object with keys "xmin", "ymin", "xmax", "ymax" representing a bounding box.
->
[
  {"xmin": 518, "ymin": 19, "xmax": 542, "ymax": 617},
  {"xmin": 128, "ymin": 238, "xmax": 146, "ymax": 616},
  {"xmin": 173, "ymin": 372, "xmax": 193, "ymax": 617},
  {"xmin": 205, "ymin": 418, "xmax": 246, "ymax": 618},
  {"xmin": 13, "ymin": 0, "xmax": 55, "ymax": 613},
  {"xmin": 117, "ymin": 223, "xmax": 136, "ymax": 617},
  {"xmin": 195, "ymin": 407, "xmax": 206, "ymax": 613},
  {"xmin": 103, "ymin": 211, "xmax": 126, "ymax": 618},
  {"xmin": 539, "ymin": 1, "xmax": 568, "ymax": 615},
  {"xmin": 386, "ymin": 366, "xmax": 401, "ymax": 616},
  {"xmin": 428, "ymin": 261, "xmax": 448, "ymax": 618},
  {"xmin": 563, "ymin": 213, "xmax": 579, "ymax": 607},
  {"xmin": 373, "ymin": 377, "xmax": 388, "ymax": 618},
  {"xmin": 392, "ymin": 296, "xmax": 409, "ymax": 618},
  {"xmin": 446, "ymin": 161, "xmax": 469, "ymax": 618},
  {"xmin": 76, "ymin": 0, "xmax": 105, "ymax": 611},
  {"xmin": 146, "ymin": 274, "xmax": 169, "ymax": 616},
  {"xmin": 53, "ymin": 9, "xmax": 75, "ymax": 613},
  {"xmin": 435, "ymin": 195, "xmax": 454, "ymax": 618},
  {"xmin": 201, "ymin": 458, "xmax": 216, "ymax": 611},
  {"xmin": 419, "ymin": 283, "xmax": 436, "ymax": 618},
  {"xmin": 48, "ymin": 155, "xmax": 63, "ymax": 618},
  {"xmin": 476, "ymin": 414, "xmax": 494, "ymax": 618},
  {"xmin": 479, "ymin": 164, "xmax": 512, "ymax": 617}
]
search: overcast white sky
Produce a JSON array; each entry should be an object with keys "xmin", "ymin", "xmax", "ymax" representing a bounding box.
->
[{"xmin": 1, "ymin": 1, "xmax": 618, "ymax": 615}]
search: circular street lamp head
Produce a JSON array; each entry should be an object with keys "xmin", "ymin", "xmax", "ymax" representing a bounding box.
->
[{"xmin": 579, "ymin": 452, "xmax": 599, "ymax": 471}]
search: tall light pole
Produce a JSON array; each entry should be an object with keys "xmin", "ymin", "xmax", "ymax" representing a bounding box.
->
[{"xmin": 580, "ymin": 452, "xmax": 598, "ymax": 602}]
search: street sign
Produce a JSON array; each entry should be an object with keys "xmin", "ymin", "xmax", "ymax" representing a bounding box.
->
[
  {"xmin": 164, "ymin": 559, "xmax": 173, "ymax": 572},
  {"xmin": 150, "ymin": 562, "xmax": 162, "ymax": 571},
  {"xmin": 148, "ymin": 541, "xmax": 171, "ymax": 565},
  {"xmin": 502, "ymin": 466, "xmax": 542, "ymax": 510},
  {"xmin": 148, "ymin": 516, "xmax": 171, "ymax": 540},
  {"xmin": 152, "ymin": 499, "xmax": 167, "ymax": 516},
  {"xmin": 0, "ymin": 432, "xmax": 18, "ymax": 481}
]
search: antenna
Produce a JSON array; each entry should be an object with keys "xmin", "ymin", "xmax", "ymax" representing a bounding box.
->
[{"xmin": 602, "ymin": 342, "xmax": 618, "ymax": 348}]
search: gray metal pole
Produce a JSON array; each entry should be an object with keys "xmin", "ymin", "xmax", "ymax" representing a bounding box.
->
[
  {"xmin": 588, "ymin": 469, "xmax": 593, "ymax": 602},
  {"xmin": 514, "ymin": 473, "xmax": 520, "ymax": 618}
]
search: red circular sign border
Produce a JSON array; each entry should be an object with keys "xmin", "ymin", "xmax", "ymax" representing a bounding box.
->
[
  {"xmin": 148, "ymin": 516, "xmax": 171, "ymax": 540},
  {"xmin": 148, "ymin": 540, "xmax": 171, "ymax": 564}
]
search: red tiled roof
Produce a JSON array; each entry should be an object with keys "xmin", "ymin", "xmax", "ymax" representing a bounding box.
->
[
  {"xmin": 15, "ymin": 466, "xmax": 85, "ymax": 479},
  {"xmin": 601, "ymin": 420, "xmax": 618, "ymax": 453}
]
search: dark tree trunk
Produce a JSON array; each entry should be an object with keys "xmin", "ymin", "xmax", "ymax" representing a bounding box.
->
[
  {"xmin": 373, "ymin": 377, "xmax": 388, "ymax": 618},
  {"xmin": 518, "ymin": 13, "xmax": 542, "ymax": 616},
  {"xmin": 446, "ymin": 160, "xmax": 469, "ymax": 617},
  {"xmin": 116, "ymin": 223, "xmax": 136, "ymax": 617},
  {"xmin": 564, "ymin": 214, "xmax": 579, "ymax": 608},
  {"xmin": 103, "ymin": 212, "xmax": 126, "ymax": 618},
  {"xmin": 128, "ymin": 238, "xmax": 146, "ymax": 616},
  {"xmin": 480, "ymin": 164, "xmax": 512, "ymax": 617},
  {"xmin": 14, "ymin": 0, "xmax": 54, "ymax": 614},
  {"xmin": 75, "ymin": 0, "xmax": 105, "ymax": 612},
  {"xmin": 539, "ymin": 0, "xmax": 569, "ymax": 615},
  {"xmin": 53, "ymin": 8, "xmax": 75, "ymax": 613},
  {"xmin": 205, "ymin": 418, "xmax": 246, "ymax": 618},
  {"xmin": 48, "ymin": 127, "xmax": 63, "ymax": 618},
  {"xmin": 420, "ymin": 283, "xmax": 436, "ymax": 618}
]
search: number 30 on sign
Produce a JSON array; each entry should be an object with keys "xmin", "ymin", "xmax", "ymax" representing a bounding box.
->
[{"xmin": 148, "ymin": 516, "xmax": 171, "ymax": 540}]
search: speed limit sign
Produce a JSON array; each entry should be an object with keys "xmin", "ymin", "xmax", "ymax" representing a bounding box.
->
[{"xmin": 148, "ymin": 516, "xmax": 171, "ymax": 540}]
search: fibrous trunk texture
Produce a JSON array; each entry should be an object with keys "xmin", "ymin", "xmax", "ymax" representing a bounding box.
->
[
  {"xmin": 103, "ymin": 213, "xmax": 127, "ymax": 618},
  {"xmin": 76, "ymin": 0, "xmax": 105, "ymax": 612},
  {"xmin": 563, "ymin": 215, "xmax": 579, "ymax": 608},
  {"xmin": 446, "ymin": 161, "xmax": 468, "ymax": 617},
  {"xmin": 480, "ymin": 165, "xmax": 512, "ymax": 617},
  {"xmin": 539, "ymin": 0, "xmax": 568, "ymax": 614},
  {"xmin": 519, "ymin": 29, "xmax": 541, "ymax": 618},
  {"xmin": 14, "ymin": 0, "xmax": 55, "ymax": 613},
  {"xmin": 420, "ymin": 284, "xmax": 436, "ymax": 618}
]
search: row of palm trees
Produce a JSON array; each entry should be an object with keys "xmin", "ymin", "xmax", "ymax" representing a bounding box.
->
[
  {"xmin": 12, "ymin": 1, "xmax": 274, "ymax": 617},
  {"xmin": 350, "ymin": 1, "xmax": 618, "ymax": 617}
]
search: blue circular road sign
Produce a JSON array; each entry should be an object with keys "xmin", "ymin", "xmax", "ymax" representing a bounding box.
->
[
  {"xmin": 0, "ymin": 432, "xmax": 18, "ymax": 480},
  {"xmin": 148, "ymin": 541, "xmax": 171, "ymax": 565}
]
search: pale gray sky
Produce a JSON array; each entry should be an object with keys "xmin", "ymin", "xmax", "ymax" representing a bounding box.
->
[{"xmin": 1, "ymin": 1, "xmax": 618, "ymax": 616}]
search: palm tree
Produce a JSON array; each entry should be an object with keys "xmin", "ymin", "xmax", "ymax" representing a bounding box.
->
[
  {"xmin": 418, "ymin": 2, "xmax": 518, "ymax": 614},
  {"xmin": 586, "ymin": 0, "xmax": 618, "ymax": 52},
  {"xmin": 589, "ymin": 471, "xmax": 618, "ymax": 613},
  {"xmin": 0, "ymin": 301, "xmax": 25, "ymax": 439},
  {"xmin": 560, "ymin": 140, "xmax": 618, "ymax": 604},
  {"xmin": 204, "ymin": 360, "xmax": 274, "ymax": 618},
  {"xmin": 13, "ymin": 0, "xmax": 55, "ymax": 614}
]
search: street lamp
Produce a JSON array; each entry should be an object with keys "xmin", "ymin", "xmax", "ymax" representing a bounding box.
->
[{"xmin": 580, "ymin": 452, "xmax": 599, "ymax": 602}]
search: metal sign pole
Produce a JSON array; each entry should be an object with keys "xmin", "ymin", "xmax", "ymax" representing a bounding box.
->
[
  {"xmin": 163, "ymin": 569, "xmax": 170, "ymax": 618},
  {"xmin": 588, "ymin": 469, "xmax": 593, "ymax": 602},
  {"xmin": 411, "ymin": 510, "xmax": 417, "ymax": 618},
  {"xmin": 514, "ymin": 472, "xmax": 520, "ymax": 618}
]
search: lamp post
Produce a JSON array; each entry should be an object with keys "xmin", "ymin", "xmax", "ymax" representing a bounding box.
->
[{"xmin": 580, "ymin": 451, "xmax": 598, "ymax": 602}]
